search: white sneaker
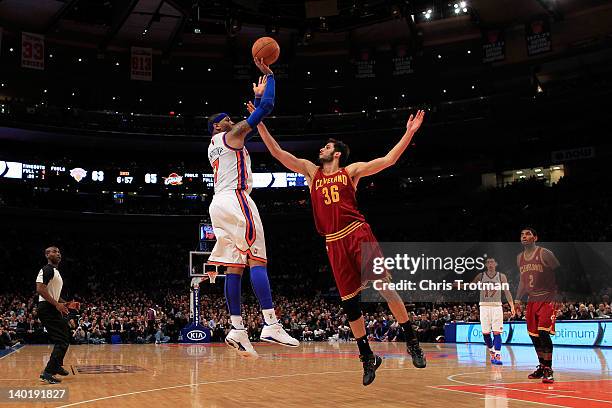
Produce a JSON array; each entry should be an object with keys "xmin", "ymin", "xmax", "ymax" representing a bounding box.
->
[
  {"xmin": 225, "ymin": 329, "xmax": 258, "ymax": 359},
  {"xmin": 260, "ymin": 323, "xmax": 300, "ymax": 347}
]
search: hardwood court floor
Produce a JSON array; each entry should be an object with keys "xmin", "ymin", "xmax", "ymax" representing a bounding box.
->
[{"xmin": 0, "ymin": 342, "xmax": 610, "ymax": 408}]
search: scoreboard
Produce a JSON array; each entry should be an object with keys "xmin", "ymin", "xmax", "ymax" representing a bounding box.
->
[{"xmin": 0, "ymin": 159, "xmax": 308, "ymax": 189}]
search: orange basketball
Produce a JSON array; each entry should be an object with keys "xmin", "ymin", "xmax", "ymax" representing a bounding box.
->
[{"xmin": 252, "ymin": 37, "xmax": 280, "ymax": 66}]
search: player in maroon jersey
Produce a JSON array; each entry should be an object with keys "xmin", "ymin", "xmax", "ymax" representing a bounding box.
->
[
  {"xmin": 515, "ymin": 227, "xmax": 560, "ymax": 384},
  {"xmin": 248, "ymin": 100, "xmax": 426, "ymax": 386}
]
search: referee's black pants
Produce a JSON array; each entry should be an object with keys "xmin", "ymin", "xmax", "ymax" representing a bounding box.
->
[{"xmin": 38, "ymin": 301, "xmax": 70, "ymax": 374}]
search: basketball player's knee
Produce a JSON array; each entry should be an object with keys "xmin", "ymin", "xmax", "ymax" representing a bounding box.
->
[
  {"xmin": 379, "ymin": 288, "xmax": 402, "ymax": 303},
  {"xmin": 226, "ymin": 267, "xmax": 244, "ymax": 275},
  {"xmin": 493, "ymin": 331, "xmax": 502, "ymax": 336},
  {"xmin": 341, "ymin": 296, "xmax": 363, "ymax": 322},
  {"xmin": 248, "ymin": 259, "xmax": 266, "ymax": 268},
  {"xmin": 529, "ymin": 334, "xmax": 541, "ymax": 347},
  {"xmin": 538, "ymin": 331, "xmax": 553, "ymax": 350}
]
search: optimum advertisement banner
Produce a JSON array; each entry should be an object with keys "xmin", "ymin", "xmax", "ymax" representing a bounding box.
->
[{"xmin": 452, "ymin": 320, "xmax": 611, "ymax": 347}]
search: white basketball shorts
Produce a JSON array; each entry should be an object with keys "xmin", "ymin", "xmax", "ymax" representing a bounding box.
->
[
  {"xmin": 479, "ymin": 305, "xmax": 504, "ymax": 334},
  {"xmin": 208, "ymin": 190, "xmax": 266, "ymax": 267}
]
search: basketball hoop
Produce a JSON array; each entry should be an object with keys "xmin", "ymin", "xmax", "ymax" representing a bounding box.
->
[{"xmin": 206, "ymin": 271, "xmax": 219, "ymax": 284}]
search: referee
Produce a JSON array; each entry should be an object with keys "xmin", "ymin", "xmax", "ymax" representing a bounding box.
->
[{"xmin": 35, "ymin": 246, "xmax": 70, "ymax": 384}]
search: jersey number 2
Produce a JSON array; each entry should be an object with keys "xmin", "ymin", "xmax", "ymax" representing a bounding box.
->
[{"xmin": 322, "ymin": 185, "xmax": 339, "ymax": 205}]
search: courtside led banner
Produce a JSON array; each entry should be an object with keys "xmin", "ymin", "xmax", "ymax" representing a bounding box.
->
[{"xmin": 451, "ymin": 321, "xmax": 611, "ymax": 347}]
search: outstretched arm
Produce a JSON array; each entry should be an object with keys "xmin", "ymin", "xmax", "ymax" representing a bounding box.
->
[
  {"xmin": 225, "ymin": 58, "xmax": 275, "ymax": 149},
  {"xmin": 247, "ymin": 108, "xmax": 317, "ymax": 180},
  {"xmin": 345, "ymin": 110, "xmax": 425, "ymax": 185}
]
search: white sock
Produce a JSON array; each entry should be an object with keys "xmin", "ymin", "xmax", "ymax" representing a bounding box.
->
[
  {"xmin": 230, "ymin": 316, "xmax": 244, "ymax": 330},
  {"xmin": 262, "ymin": 308, "xmax": 278, "ymax": 325}
]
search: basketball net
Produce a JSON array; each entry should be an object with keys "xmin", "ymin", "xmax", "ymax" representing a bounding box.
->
[{"xmin": 206, "ymin": 271, "xmax": 219, "ymax": 284}]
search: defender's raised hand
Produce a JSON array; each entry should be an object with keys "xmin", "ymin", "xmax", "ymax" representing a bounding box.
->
[
  {"xmin": 246, "ymin": 101, "xmax": 256, "ymax": 114},
  {"xmin": 252, "ymin": 76, "xmax": 267, "ymax": 97},
  {"xmin": 406, "ymin": 110, "xmax": 425, "ymax": 134}
]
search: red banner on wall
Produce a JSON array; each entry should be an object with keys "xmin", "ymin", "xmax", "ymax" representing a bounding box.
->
[
  {"xmin": 131, "ymin": 47, "xmax": 152, "ymax": 81},
  {"xmin": 482, "ymin": 29, "xmax": 505, "ymax": 63},
  {"xmin": 525, "ymin": 19, "xmax": 552, "ymax": 56},
  {"xmin": 21, "ymin": 32, "xmax": 45, "ymax": 70}
]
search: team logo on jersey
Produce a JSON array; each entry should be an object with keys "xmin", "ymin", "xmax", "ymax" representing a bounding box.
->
[
  {"xmin": 164, "ymin": 173, "xmax": 183, "ymax": 185},
  {"xmin": 70, "ymin": 167, "xmax": 87, "ymax": 182}
]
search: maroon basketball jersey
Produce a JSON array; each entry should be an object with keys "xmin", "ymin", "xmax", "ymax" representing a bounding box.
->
[
  {"xmin": 310, "ymin": 168, "xmax": 365, "ymax": 236},
  {"xmin": 519, "ymin": 246, "xmax": 557, "ymax": 301}
]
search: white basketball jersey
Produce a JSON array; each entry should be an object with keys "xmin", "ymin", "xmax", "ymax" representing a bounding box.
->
[
  {"xmin": 479, "ymin": 271, "xmax": 502, "ymax": 306},
  {"xmin": 207, "ymin": 132, "xmax": 253, "ymax": 194}
]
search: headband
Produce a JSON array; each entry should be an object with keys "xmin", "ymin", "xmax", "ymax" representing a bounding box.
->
[{"xmin": 208, "ymin": 113, "xmax": 229, "ymax": 135}]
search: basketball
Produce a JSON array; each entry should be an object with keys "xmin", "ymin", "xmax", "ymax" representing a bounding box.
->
[{"xmin": 252, "ymin": 37, "xmax": 280, "ymax": 65}]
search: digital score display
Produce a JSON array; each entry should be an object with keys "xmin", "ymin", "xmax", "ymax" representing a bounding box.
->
[
  {"xmin": 21, "ymin": 163, "xmax": 46, "ymax": 180},
  {"xmin": 116, "ymin": 170, "xmax": 134, "ymax": 184},
  {"xmin": 1, "ymin": 159, "xmax": 309, "ymax": 189}
]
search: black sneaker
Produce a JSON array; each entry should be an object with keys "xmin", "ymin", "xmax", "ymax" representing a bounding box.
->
[
  {"xmin": 54, "ymin": 367, "xmax": 70, "ymax": 376},
  {"xmin": 40, "ymin": 372, "xmax": 61, "ymax": 384},
  {"xmin": 528, "ymin": 365, "xmax": 545, "ymax": 379},
  {"xmin": 542, "ymin": 367, "xmax": 554, "ymax": 384},
  {"xmin": 407, "ymin": 342, "xmax": 427, "ymax": 368},
  {"xmin": 360, "ymin": 354, "xmax": 383, "ymax": 386}
]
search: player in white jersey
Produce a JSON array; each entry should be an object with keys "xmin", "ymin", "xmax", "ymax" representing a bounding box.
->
[
  {"xmin": 469, "ymin": 258, "xmax": 515, "ymax": 365},
  {"xmin": 205, "ymin": 61, "xmax": 298, "ymax": 358}
]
